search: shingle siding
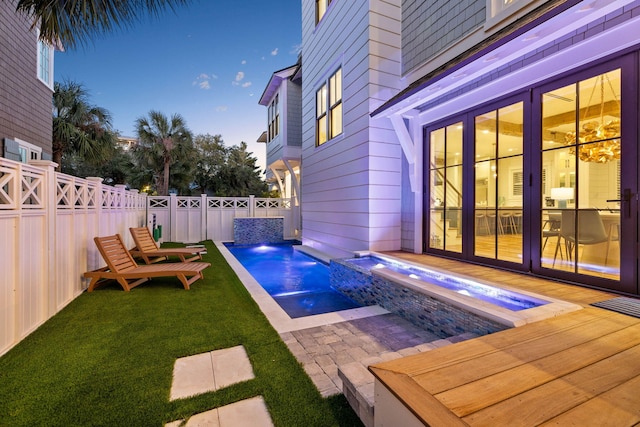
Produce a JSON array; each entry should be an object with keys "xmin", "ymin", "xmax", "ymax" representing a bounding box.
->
[
  {"xmin": 402, "ymin": 0, "xmax": 485, "ymax": 74},
  {"xmin": 0, "ymin": 2, "xmax": 53, "ymax": 158},
  {"xmin": 286, "ymin": 80, "xmax": 302, "ymax": 147},
  {"xmin": 415, "ymin": 0, "xmax": 640, "ymax": 114}
]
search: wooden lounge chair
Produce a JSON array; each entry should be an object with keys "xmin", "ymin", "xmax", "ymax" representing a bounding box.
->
[
  {"xmin": 129, "ymin": 227, "xmax": 205, "ymax": 264},
  {"xmin": 84, "ymin": 234, "xmax": 211, "ymax": 292}
]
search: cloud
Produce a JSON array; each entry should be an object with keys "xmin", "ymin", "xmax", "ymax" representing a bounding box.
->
[
  {"xmin": 193, "ymin": 73, "xmax": 214, "ymax": 90},
  {"xmin": 233, "ymin": 71, "xmax": 249, "ymax": 87},
  {"xmin": 290, "ymin": 43, "xmax": 302, "ymax": 55},
  {"xmin": 271, "ymin": 48, "xmax": 278, "ymax": 56},
  {"xmin": 216, "ymin": 106, "xmax": 228, "ymax": 112}
]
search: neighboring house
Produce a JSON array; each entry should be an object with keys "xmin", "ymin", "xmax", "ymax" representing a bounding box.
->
[
  {"xmin": 116, "ymin": 136, "xmax": 138, "ymax": 152},
  {"xmin": 258, "ymin": 58, "xmax": 303, "ymax": 204},
  {"xmin": 0, "ymin": 1, "xmax": 54, "ymax": 162},
  {"xmin": 300, "ymin": 0, "xmax": 640, "ymax": 296}
]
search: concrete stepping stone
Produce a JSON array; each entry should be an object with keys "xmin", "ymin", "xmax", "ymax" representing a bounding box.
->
[
  {"xmin": 165, "ymin": 396, "xmax": 274, "ymax": 427},
  {"xmin": 170, "ymin": 345, "xmax": 254, "ymax": 401}
]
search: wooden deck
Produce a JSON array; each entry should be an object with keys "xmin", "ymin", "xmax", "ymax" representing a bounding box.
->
[{"xmin": 371, "ymin": 253, "xmax": 640, "ymax": 426}]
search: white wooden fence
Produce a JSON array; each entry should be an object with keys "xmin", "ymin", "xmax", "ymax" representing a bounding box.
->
[
  {"xmin": 0, "ymin": 158, "xmax": 147, "ymax": 357},
  {"xmin": 147, "ymin": 195, "xmax": 300, "ymax": 243},
  {"xmin": 0, "ymin": 157, "xmax": 300, "ymax": 357}
]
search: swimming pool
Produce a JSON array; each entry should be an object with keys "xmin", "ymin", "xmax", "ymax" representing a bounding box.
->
[{"xmin": 224, "ymin": 242, "xmax": 362, "ymax": 318}]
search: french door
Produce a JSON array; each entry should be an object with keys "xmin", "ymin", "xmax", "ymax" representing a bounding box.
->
[
  {"xmin": 532, "ymin": 56, "xmax": 637, "ymax": 294},
  {"xmin": 424, "ymin": 55, "xmax": 638, "ymax": 295}
]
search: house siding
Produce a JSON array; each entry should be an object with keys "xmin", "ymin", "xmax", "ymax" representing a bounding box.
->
[
  {"xmin": 402, "ymin": 0, "xmax": 485, "ymax": 74},
  {"xmin": 400, "ymin": 153, "xmax": 415, "ymax": 251},
  {"xmin": 0, "ymin": 2, "xmax": 53, "ymax": 159},
  {"xmin": 301, "ymin": 0, "xmax": 402, "ymax": 256},
  {"xmin": 415, "ymin": 1, "xmax": 640, "ymax": 116},
  {"xmin": 286, "ymin": 79, "xmax": 302, "ymax": 148}
]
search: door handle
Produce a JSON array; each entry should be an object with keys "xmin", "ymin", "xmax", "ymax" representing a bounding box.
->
[
  {"xmin": 623, "ymin": 189, "xmax": 633, "ymax": 218},
  {"xmin": 609, "ymin": 189, "xmax": 634, "ymax": 217}
]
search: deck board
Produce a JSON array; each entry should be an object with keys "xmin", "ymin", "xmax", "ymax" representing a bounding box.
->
[
  {"xmin": 437, "ymin": 321, "xmax": 640, "ymax": 416},
  {"xmin": 462, "ymin": 342, "xmax": 640, "ymax": 426},
  {"xmin": 539, "ymin": 375, "xmax": 640, "ymax": 426},
  {"xmin": 415, "ymin": 313, "xmax": 639, "ymax": 395},
  {"xmin": 371, "ymin": 253, "xmax": 639, "ymax": 426}
]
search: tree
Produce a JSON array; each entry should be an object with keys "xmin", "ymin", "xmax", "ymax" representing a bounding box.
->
[
  {"xmin": 11, "ymin": 0, "xmax": 190, "ymax": 49},
  {"xmin": 53, "ymin": 80, "xmax": 117, "ymax": 171},
  {"xmin": 61, "ymin": 145, "xmax": 133, "ymax": 186},
  {"xmin": 215, "ymin": 142, "xmax": 268, "ymax": 197},
  {"xmin": 192, "ymin": 134, "xmax": 227, "ymax": 194},
  {"xmin": 133, "ymin": 111, "xmax": 194, "ymax": 196}
]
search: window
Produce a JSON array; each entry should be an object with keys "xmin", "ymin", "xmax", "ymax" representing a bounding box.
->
[
  {"xmin": 511, "ymin": 170, "xmax": 523, "ymax": 197},
  {"xmin": 316, "ymin": 68, "xmax": 342, "ymax": 146},
  {"xmin": 12, "ymin": 138, "xmax": 42, "ymax": 163},
  {"xmin": 268, "ymin": 94, "xmax": 279, "ymax": 142},
  {"xmin": 316, "ymin": 0, "xmax": 333, "ymax": 24},
  {"xmin": 37, "ymin": 37, "xmax": 53, "ymax": 88},
  {"xmin": 488, "ymin": 0, "xmax": 516, "ymax": 17}
]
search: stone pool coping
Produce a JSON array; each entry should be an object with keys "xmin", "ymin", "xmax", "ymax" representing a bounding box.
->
[{"xmin": 357, "ymin": 251, "xmax": 583, "ymax": 328}]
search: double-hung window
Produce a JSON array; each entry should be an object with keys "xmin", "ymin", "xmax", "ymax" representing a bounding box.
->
[
  {"xmin": 268, "ymin": 94, "xmax": 279, "ymax": 142},
  {"xmin": 37, "ymin": 35, "xmax": 54, "ymax": 88},
  {"xmin": 316, "ymin": 67, "xmax": 342, "ymax": 146},
  {"xmin": 316, "ymin": 0, "xmax": 333, "ymax": 25}
]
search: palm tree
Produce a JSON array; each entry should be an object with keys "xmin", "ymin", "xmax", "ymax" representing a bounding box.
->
[
  {"xmin": 11, "ymin": 0, "xmax": 190, "ymax": 49},
  {"xmin": 134, "ymin": 111, "xmax": 193, "ymax": 196},
  {"xmin": 53, "ymin": 80, "xmax": 116, "ymax": 170}
]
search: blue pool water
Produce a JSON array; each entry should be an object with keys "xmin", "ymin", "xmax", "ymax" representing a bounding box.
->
[
  {"xmin": 346, "ymin": 255, "xmax": 548, "ymax": 311},
  {"xmin": 224, "ymin": 242, "xmax": 362, "ymax": 318}
]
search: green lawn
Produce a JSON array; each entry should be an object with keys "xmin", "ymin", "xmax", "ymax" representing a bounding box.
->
[{"xmin": 0, "ymin": 241, "xmax": 363, "ymax": 426}]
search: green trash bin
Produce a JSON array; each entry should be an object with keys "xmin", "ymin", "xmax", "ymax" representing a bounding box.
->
[
  {"xmin": 153, "ymin": 227, "xmax": 160, "ymax": 242},
  {"xmin": 157, "ymin": 225, "xmax": 162, "ymax": 239}
]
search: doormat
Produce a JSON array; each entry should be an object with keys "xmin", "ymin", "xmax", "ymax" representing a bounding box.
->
[{"xmin": 592, "ymin": 297, "xmax": 640, "ymax": 319}]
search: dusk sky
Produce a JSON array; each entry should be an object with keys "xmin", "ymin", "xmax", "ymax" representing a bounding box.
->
[{"xmin": 54, "ymin": 0, "xmax": 302, "ymax": 171}]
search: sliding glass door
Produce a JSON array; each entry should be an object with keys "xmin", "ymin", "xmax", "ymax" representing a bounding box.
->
[
  {"xmin": 428, "ymin": 122, "xmax": 463, "ymax": 253},
  {"xmin": 424, "ymin": 55, "xmax": 637, "ymax": 294},
  {"xmin": 539, "ymin": 69, "xmax": 621, "ymax": 280},
  {"xmin": 474, "ymin": 102, "xmax": 524, "ymax": 263}
]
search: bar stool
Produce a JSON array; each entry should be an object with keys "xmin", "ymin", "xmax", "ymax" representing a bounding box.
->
[
  {"xmin": 500, "ymin": 212, "xmax": 517, "ymax": 234},
  {"xmin": 511, "ymin": 211, "xmax": 523, "ymax": 233},
  {"xmin": 475, "ymin": 212, "xmax": 490, "ymax": 235},
  {"xmin": 487, "ymin": 211, "xmax": 503, "ymax": 234}
]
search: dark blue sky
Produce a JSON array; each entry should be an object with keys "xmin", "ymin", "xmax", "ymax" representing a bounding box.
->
[{"xmin": 55, "ymin": 0, "xmax": 302, "ymax": 169}]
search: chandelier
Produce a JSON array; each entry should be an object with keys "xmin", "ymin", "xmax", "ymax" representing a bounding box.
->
[{"xmin": 564, "ymin": 73, "xmax": 621, "ymax": 163}]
